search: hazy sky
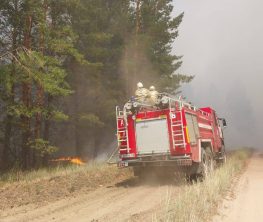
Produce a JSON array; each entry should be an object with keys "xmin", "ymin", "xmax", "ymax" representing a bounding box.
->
[{"xmin": 172, "ymin": 0, "xmax": 263, "ymax": 148}]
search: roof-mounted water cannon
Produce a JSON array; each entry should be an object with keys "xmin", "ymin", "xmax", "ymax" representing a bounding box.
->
[
  {"xmin": 123, "ymin": 96, "xmax": 141, "ymax": 114},
  {"xmin": 161, "ymin": 95, "xmax": 169, "ymax": 104},
  {"xmin": 124, "ymin": 102, "xmax": 132, "ymax": 110},
  {"xmin": 133, "ymin": 101, "xmax": 139, "ymax": 108}
]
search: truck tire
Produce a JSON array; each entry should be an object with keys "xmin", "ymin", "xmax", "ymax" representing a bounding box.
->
[
  {"xmin": 204, "ymin": 147, "xmax": 215, "ymax": 174},
  {"xmin": 189, "ymin": 147, "xmax": 214, "ymax": 181},
  {"xmin": 216, "ymin": 146, "xmax": 227, "ymax": 166},
  {"xmin": 217, "ymin": 151, "xmax": 227, "ymax": 166},
  {"xmin": 199, "ymin": 147, "xmax": 209, "ymax": 179}
]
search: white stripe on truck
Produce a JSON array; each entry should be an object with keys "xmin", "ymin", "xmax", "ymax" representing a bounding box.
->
[{"xmin": 198, "ymin": 123, "xmax": 212, "ymax": 130}]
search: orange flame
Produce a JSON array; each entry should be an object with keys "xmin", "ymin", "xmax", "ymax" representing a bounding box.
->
[
  {"xmin": 70, "ymin": 157, "xmax": 85, "ymax": 165},
  {"xmin": 51, "ymin": 157, "xmax": 85, "ymax": 165}
]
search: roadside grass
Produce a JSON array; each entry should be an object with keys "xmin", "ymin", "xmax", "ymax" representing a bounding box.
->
[
  {"xmin": 0, "ymin": 163, "xmax": 130, "ymax": 186},
  {"xmin": 0, "ymin": 148, "xmax": 252, "ymax": 214},
  {"xmin": 155, "ymin": 148, "xmax": 252, "ymax": 222},
  {"xmin": 0, "ymin": 163, "xmax": 132, "ymax": 210}
]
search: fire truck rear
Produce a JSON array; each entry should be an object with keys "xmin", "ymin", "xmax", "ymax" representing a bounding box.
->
[{"xmin": 116, "ymin": 94, "xmax": 227, "ymax": 179}]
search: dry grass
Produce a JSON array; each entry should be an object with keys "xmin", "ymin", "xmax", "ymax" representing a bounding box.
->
[
  {"xmin": 155, "ymin": 148, "xmax": 252, "ymax": 222},
  {"xmin": 0, "ymin": 149, "xmax": 252, "ymax": 216},
  {"xmin": 0, "ymin": 164, "xmax": 114, "ymax": 185},
  {"xmin": 0, "ymin": 163, "xmax": 132, "ymax": 210}
]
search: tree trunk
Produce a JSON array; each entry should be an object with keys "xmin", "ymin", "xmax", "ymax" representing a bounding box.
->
[
  {"xmin": 43, "ymin": 94, "xmax": 52, "ymax": 166},
  {"xmin": 3, "ymin": 67, "xmax": 16, "ymax": 168},
  {"xmin": 2, "ymin": 20, "xmax": 18, "ymax": 169},
  {"xmin": 21, "ymin": 14, "xmax": 32, "ymax": 169},
  {"xmin": 34, "ymin": 84, "xmax": 44, "ymax": 166},
  {"xmin": 21, "ymin": 84, "xmax": 31, "ymax": 169},
  {"xmin": 34, "ymin": 1, "xmax": 47, "ymax": 167},
  {"xmin": 74, "ymin": 87, "xmax": 81, "ymax": 156},
  {"xmin": 3, "ymin": 115, "xmax": 13, "ymax": 169}
]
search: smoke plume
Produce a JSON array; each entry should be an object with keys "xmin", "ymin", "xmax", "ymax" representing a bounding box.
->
[{"xmin": 173, "ymin": 0, "xmax": 263, "ymax": 148}]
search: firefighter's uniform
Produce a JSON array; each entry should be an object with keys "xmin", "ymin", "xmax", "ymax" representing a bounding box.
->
[
  {"xmin": 149, "ymin": 86, "xmax": 159, "ymax": 105},
  {"xmin": 135, "ymin": 82, "xmax": 150, "ymax": 103}
]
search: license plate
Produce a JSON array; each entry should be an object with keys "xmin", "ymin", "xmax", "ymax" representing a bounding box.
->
[{"xmin": 118, "ymin": 161, "xmax": 128, "ymax": 167}]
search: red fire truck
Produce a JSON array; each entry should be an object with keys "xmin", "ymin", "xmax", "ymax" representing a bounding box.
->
[{"xmin": 116, "ymin": 94, "xmax": 227, "ymax": 179}]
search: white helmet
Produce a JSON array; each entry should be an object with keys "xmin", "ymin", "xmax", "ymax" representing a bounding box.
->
[
  {"xmin": 137, "ymin": 82, "xmax": 143, "ymax": 88},
  {"xmin": 149, "ymin": 86, "xmax": 155, "ymax": 91}
]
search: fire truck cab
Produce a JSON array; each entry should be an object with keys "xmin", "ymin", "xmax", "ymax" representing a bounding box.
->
[{"xmin": 116, "ymin": 95, "xmax": 227, "ymax": 178}]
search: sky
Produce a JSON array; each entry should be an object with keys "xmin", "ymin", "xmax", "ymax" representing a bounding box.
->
[{"xmin": 172, "ymin": 0, "xmax": 263, "ymax": 148}]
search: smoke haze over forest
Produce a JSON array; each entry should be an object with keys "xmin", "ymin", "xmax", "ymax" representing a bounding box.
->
[{"xmin": 173, "ymin": 0, "xmax": 263, "ymax": 148}]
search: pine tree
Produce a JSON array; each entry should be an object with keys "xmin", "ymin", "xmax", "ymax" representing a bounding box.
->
[
  {"xmin": 0, "ymin": 0, "xmax": 84, "ymax": 168},
  {"xmin": 0, "ymin": 0, "xmax": 193, "ymax": 167},
  {"xmin": 128, "ymin": 0, "xmax": 193, "ymax": 93},
  {"xmin": 0, "ymin": 0, "xmax": 23, "ymax": 168},
  {"xmin": 66, "ymin": 0, "xmax": 131, "ymax": 158}
]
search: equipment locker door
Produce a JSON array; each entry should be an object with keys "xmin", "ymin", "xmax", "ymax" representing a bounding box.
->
[{"xmin": 135, "ymin": 118, "xmax": 170, "ymax": 154}]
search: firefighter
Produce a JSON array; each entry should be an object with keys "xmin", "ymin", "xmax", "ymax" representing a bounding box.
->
[
  {"xmin": 135, "ymin": 82, "xmax": 149, "ymax": 103},
  {"xmin": 149, "ymin": 85, "xmax": 159, "ymax": 105}
]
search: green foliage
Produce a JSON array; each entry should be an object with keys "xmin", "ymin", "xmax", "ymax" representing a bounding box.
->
[
  {"xmin": 79, "ymin": 113, "xmax": 104, "ymax": 128},
  {"xmin": 0, "ymin": 0, "xmax": 193, "ymax": 167},
  {"xmin": 0, "ymin": 65, "xmax": 12, "ymax": 96},
  {"xmin": 52, "ymin": 111, "xmax": 69, "ymax": 122},
  {"xmin": 129, "ymin": 0, "xmax": 193, "ymax": 93},
  {"xmin": 29, "ymin": 139, "xmax": 58, "ymax": 157},
  {"xmin": 0, "ymin": 0, "xmax": 85, "ymax": 168},
  {"xmin": 17, "ymin": 50, "xmax": 73, "ymax": 96}
]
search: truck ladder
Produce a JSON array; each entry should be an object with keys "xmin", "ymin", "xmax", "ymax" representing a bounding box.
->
[
  {"xmin": 116, "ymin": 106, "xmax": 130, "ymax": 153},
  {"xmin": 169, "ymin": 99, "xmax": 186, "ymax": 150}
]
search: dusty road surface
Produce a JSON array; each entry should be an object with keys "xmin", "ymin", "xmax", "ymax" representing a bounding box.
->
[
  {"xmin": 2, "ymin": 152, "xmax": 261, "ymax": 222},
  {"xmin": 214, "ymin": 152, "xmax": 263, "ymax": 222},
  {"xmin": 0, "ymin": 177, "xmax": 181, "ymax": 222}
]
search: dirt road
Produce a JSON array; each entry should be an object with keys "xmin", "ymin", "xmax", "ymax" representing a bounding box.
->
[
  {"xmin": 0, "ymin": 178, "xmax": 181, "ymax": 222},
  {"xmin": 2, "ymin": 152, "xmax": 261, "ymax": 222},
  {"xmin": 214, "ymin": 152, "xmax": 263, "ymax": 222}
]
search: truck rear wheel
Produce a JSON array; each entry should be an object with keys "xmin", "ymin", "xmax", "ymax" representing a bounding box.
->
[
  {"xmin": 217, "ymin": 147, "xmax": 227, "ymax": 166},
  {"xmin": 195, "ymin": 147, "xmax": 209, "ymax": 180},
  {"xmin": 200, "ymin": 147, "xmax": 214, "ymax": 177},
  {"xmin": 189, "ymin": 147, "xmax": 214, "ymax": 181}
]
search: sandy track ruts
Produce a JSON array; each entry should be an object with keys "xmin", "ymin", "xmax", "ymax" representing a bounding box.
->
[
  {"xmin": 213, "ymin": 152, "xmax": 263, "ymax": 222},
  {"xmin": 0, "ymin": 178, "xmax": 181, "ymax": 222}
]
